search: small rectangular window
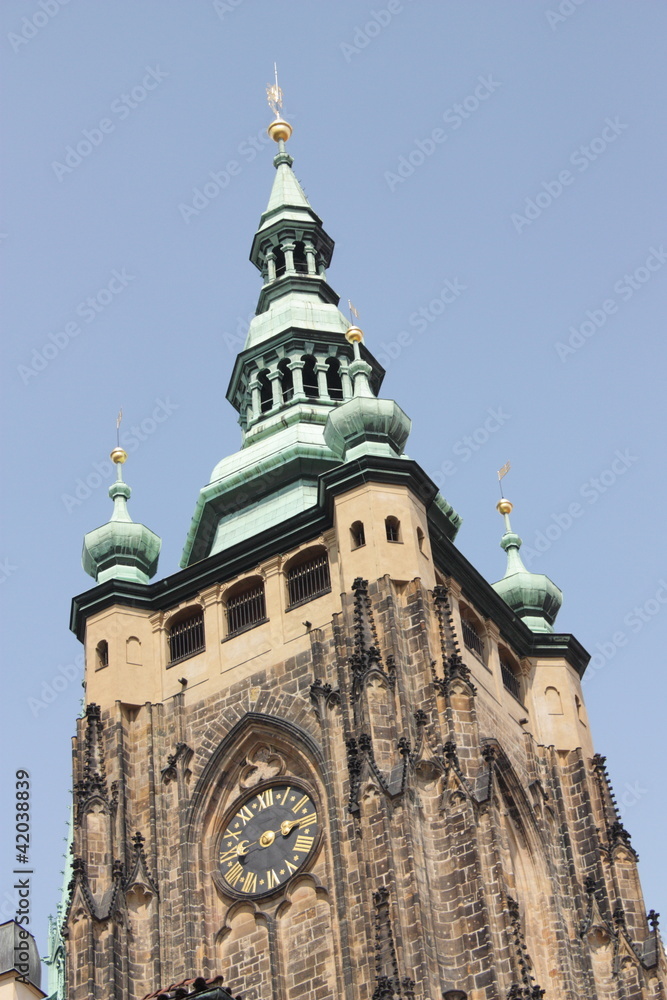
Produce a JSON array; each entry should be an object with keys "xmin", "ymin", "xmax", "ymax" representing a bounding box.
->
[
  {"xmin": 227, "ymin": 585, "xmax": 267, "ymax": 637},
  {"xmin": 287, "ymin": 553, "xmax": 331, "ymax": 608}
]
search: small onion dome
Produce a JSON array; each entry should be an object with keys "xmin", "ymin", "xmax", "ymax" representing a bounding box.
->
[
  {"xmin": 324, "ymin": 396, "xmax": 411, "ymax": 462},
  {"xmin": 82, "ymin": 451, "xmax": 161, "ymax": 585},
  {"xmin": 491, "ymin": 498, "xmax": 562, "ymax": 633}
]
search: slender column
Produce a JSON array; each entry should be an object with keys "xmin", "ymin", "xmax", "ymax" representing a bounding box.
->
[
  {"xmin": 339, "ymin": 360, "xmax": 353, "ymax": 400},
  {"xmin": 282, "ymin": 240, "xmax": 295, "ymax": 273},
  {"xmin": 304, "ymin": 241, "xmax": 317, "ymax": 275},
  {"xmin": 265, "ymin": 250, "xmax": 276, "ymax": 282},
  {"xmin": 316, "ymin": 362, "xmax": 330, "ymax": 400},
  {"xmin": 288, "ymin": 359, "xmax": 306, "ymax": 401},
  {"xmin": 249, "ymin": 379, "xmax": 261, "ymax": 420},
  {"xmin": 268, "ymin": 369, "xmax": 282, "ymax": 409}
]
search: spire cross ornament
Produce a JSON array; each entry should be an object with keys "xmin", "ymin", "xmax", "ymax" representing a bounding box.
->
[{"xmin": 266, "ymin": 63, "xmax": 283, "ymax": 119}]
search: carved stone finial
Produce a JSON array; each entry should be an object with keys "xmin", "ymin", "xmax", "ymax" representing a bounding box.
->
[{"xmin": 648, "ymin": 909, "xmax": 660, "ymax": 931}]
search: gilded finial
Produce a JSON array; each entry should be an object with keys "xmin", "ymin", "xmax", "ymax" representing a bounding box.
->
[
  {"xmin": 345, "ymin": 326, "xmax": 364, "ymax": 344},
  {"xmin": 111, "ymin": 409, "xmax": 127, "ymax": 465},
  {"xmin": 496, "ymin": 498, "xmax": 513, "ymax": 515},
  {"xmin": 266, "ymin": 64, "xmax": 292, "ymax": 143}
]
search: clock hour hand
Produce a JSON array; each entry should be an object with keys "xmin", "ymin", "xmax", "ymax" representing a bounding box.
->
[{"xmin": 280, "ymin": 819, "xmax": 300, "ymax": 837}]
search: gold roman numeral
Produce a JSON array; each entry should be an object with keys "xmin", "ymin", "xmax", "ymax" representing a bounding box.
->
[
  {"xmin": 285, "ymin": 861, "xmax": 297, "ymax": 875},
  {"xmin": 219, "ymin": 844, "xmax": 240, "ymax": 864},
  {"xmin": 266, "ymin": 869, "xmax": 280, "ymax": 889},
  {"xmin": 294, "ymin": 835, "xmax": 314, "ymax": 853},
  {"xmin": 256, "ymin": 788, "xmax": 274, "ymax": 810},
  {"xmin": 237, "ymin": 805, "xmax": 253, "ymax": 826},
  {"xmin": 225, "ymin": 827, "xmax": 241, "ymax": 841},
  {"xmin": 226, "ymin": 862, "xmax": 245, "ymax": 887},
  {"xmin": 280, "ymin": 786, "xmax": 292, "ymax": 804},
  {"xmin": 242, "ymin": 871, "xmax": 257, "ymax": 894},
  {"xmin": 292, "ymin": 794, "xmax": 309, "ymax": 814},
  {"xmin": 299, "ymin": 812, "xmax": 317, "ymax": 829}
]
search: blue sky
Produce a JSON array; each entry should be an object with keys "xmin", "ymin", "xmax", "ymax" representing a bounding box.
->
[{"xmin": 1, "ymin": 0, "xmax": 666, "ymax": 963}]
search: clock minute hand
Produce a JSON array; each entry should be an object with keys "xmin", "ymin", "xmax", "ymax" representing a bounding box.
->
[{"xmin": 280, "ymin": 819, "xmax": 300, "ymax": 837}]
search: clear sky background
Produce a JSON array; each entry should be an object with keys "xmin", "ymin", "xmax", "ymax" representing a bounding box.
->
[{"xmin": 1, "ymin": 0, "xmax": 665, "ymax": 966}]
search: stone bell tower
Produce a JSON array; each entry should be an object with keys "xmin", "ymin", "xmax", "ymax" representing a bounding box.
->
[{"xmin": 63, "ymin": 96, "xmax": 666, "ymax": 1000}]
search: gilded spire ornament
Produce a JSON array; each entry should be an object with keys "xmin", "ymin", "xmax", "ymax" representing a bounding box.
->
[{"xmin": 266, "ymin": 64, "xmax": 292, "ymax": 143}]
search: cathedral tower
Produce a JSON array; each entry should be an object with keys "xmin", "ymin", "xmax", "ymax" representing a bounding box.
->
[{"xmin": 64, "ymin": 103, "xmax": 666, "ymax": 1000}]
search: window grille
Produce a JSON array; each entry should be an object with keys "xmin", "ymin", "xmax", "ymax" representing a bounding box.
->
[
  {"xmin": 287, "ymin": 552, "xmax": 331, "ymax": 607},
  {"xmin": 461, "ymin": 618, "xmax": 484, "ymax": 658},
  {"xmin": 168, "ymin": 611, "xmax": 205, "ymax": 664},
  {"xmin": 351, "ymin": 521, "xmax": 366, "ymax": 549},
  {"xmin": 226, "ymin": 584, "xmax": 266, "ymax": 637},
  {"xmin": 501, "ymin": 660, "xmax": 522, "ymax": 701},
  {"xmin": 385, "ymin": 517, "xmax": 400, "ymax": 542}
]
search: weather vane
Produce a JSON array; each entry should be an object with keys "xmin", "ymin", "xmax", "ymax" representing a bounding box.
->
[
  {"xmin": 116, "ymin": 407, "xmax": 123, "ymax": 447},
  {"xmin": 497, "ymin": 460, "xmax": 510, "ymax": 497},
  {"xmin": 266, "ymin": 63, "xmax": 283, "ymax": 119}
]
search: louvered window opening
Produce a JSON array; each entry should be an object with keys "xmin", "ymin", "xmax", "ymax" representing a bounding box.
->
[
  {"xmin": 462, "ymin": 619, "xmax": 484, "ymax": 658},
  {"xmin": 227, "ymin": 585, "xmax": 266, "ymax": 637},
  {"xmin": 168, "ymin": 612, "xmax": 204, "ymax": 665},
  {"xmin": 501, "ymin": 662, "xmax": 522, "ymax": 701},
  {"xmin": 287, "ymin": 553, "xmax": 331, "ymax": 608}
]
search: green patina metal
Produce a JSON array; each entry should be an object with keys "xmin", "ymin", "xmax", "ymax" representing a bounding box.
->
[
  {"xmin": 180, "ymin": 133, "xmax": 461, "ymax": 569},
  {"xmin": 491, "ymin": 505, "xmax": 563, "ymax": 633},
  {"xmin": 82, "ymin": 464, "xmax": 161, "ymax": 584}
]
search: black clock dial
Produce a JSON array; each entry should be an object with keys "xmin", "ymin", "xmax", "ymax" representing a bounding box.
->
[{"xmin": 218, "ymin": 784, "xmax": 319, "ymax": 896}]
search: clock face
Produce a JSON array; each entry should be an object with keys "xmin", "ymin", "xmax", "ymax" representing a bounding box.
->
[{"xmin": 218, "ymin": 784, "xmax": 319, "ymax": 896}]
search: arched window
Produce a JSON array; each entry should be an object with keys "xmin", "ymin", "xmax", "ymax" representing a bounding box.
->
[
  {"xmin": 460, "ymin": 606, "xmax": 484, "ymax": 659},
  {"xmin": 274, "ymin": 246, "xmax": 286, "ymax": 278},
  {"xmin": 301, "ymin": 355, "xmax": 319, "ymax": 399},
  {"xmin": 500, "ymin": 649, "xmax": 522, "ymax": 701},
  {"xmin": 126, "ymin": 636, "xmax": 142, "ymax": 665},
  {"xmin": 95, "ymin": 640, "xmax": 108, "ymax": 670},
  {"xmin": 286, "ymin": 548, "xmax": 331, "ymax": 608},
  {"xmin": 168, "ymin": 607, "xmax": 205, "ymax": 665},
  {"xmin": 293, "ymin": 240, "xmax": 309, "ymax": 274},
  {"xmin": 225, "ymin": 577, "xmax": 267, "ymax": 638},
  {"xmin": 417, "ymin": 526, "xmax": 425, "ymax": 552},
  {"xmin": 350, "ymin": 521, "xmax": 365, "ymax": 549},
  {"xmin": 385, "ymin": 516, "xmax": 401, "ymax": 542},
  {"xmin": 545, "ymin": 686, "xmax": 563, "ymax": 714},
  {"xmin": 325, "ymin": 358, "xmax": 343, "ymax": 400},
  {"xmin": 258, "ymin": 369, "xmax": 272, "ymax": 413},
  {"xmin": 278, "ymin": 358, "xmax": 294, "ymax": 403}
]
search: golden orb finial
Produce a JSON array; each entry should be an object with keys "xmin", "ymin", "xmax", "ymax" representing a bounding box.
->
[
  {"xmin": 268, "ymin": 118, "xmax": 292, "ymax": 143},
  {"xmin": 496, "ymin": 498, "xmax": 513, "ymax": 515},
  {"xmin": 110, "ymin": 447, "xmax": 128, "ymax": 465},
  {"xmin": 345, "ymin": 325, "xmax": 364, "ymax": 344}
]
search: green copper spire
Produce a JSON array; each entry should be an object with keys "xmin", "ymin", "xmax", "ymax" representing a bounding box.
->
[
  {"xmin": 491, "ymin": 498, "xmax": 562, "ymax": 633},
  {"xmin": 82, "ymin": 447, "xmax": 161, "ymax": 585}
]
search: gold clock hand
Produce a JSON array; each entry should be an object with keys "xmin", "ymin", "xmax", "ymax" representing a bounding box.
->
[{"xmin": 280, "ymin": 819, "xmax": 300, "ymax": 837}]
